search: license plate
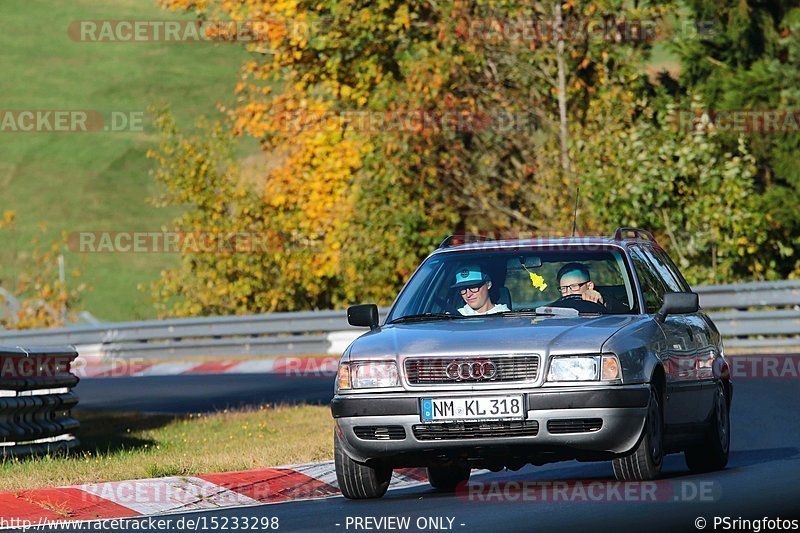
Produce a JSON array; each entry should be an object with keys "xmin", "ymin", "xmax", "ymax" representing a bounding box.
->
[{"xmin": 421, "ymin": 395, "xmax": 525, "ymax": 422}]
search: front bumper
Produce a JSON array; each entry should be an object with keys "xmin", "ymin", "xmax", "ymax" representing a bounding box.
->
[{"xmin": 332, "ymin": 385, "xmax": 650, "ymax": 464}]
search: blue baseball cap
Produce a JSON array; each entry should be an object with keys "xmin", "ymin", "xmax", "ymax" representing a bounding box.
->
[{"xmin": 451, "ymin": 265, "xmax": 491, "ymax": 289}]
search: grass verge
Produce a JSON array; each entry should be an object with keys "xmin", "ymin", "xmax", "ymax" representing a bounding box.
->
[{"xmin": 0, "ymin": 404, "xmax": 333, "ymax": 491}]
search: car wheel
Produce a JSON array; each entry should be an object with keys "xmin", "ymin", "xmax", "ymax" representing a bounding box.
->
[
  {"xmin": 612, "ymin": 386, "xmax": 663, "ymax": 481},
  {"xmin": 334, "ymin": 432, "xmax": 392, "ymax": 499},
  {"xmin": 684, "ymin": 382, "xmax": 730, "ymax": 473},
  {"xmin": 427, "ymin": 465, "xmax": 471, "ymax": 491}
]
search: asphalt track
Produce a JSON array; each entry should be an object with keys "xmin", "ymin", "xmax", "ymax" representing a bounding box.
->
[
  {"xmin": 63, "ymin": 373, "xmax": 800, "ymax": 533},
  {"xmin": 75, "ymin": 374, "xmax": 335, "ymax": 413}
]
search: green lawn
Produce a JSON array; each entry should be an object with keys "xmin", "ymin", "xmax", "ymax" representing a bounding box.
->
[
  {"xmin": 0, "ymin": 0, "xmax": 251, "ymax": 321},
  {"xmin": 0, "ymin": 405, "xmax": 333, "ymax": 491}
]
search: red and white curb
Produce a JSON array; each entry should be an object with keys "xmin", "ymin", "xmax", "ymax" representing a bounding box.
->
[
  {"xmin": 70, "ymin": 329, "xmax": 361, "ymax": 380},
  {"xmin": 0, "ymin": 461, "xmax": 429, "ymax": 523},
  {"xmin": 75, "ymin": 356, "xmax": 339, "ymax": 379}
]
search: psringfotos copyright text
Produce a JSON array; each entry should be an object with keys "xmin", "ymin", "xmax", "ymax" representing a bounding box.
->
[{"xmin": 696, "ymin": 516, "xmax": 799, "ymax": 532}]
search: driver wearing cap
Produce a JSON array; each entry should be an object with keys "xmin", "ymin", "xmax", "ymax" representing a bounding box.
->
[{"xmin": 452, "ymin": 265, "xmax": 510, "ymax": 316}]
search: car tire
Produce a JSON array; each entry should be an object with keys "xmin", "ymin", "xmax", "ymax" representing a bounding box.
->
[
  {"xmin": 334, "ymin": 432, "xmax": 392, "ymax": 499},
  {"xmin": 612, "ymin": 386, "xmax": 663, "ymax": 481},
  {"xmin": 427, "ymin": 465, "xmax": 471, "ymax": 491},
  {"xmin": 684, "ymin": 382, "xmax": 730, "ymax": 473}
]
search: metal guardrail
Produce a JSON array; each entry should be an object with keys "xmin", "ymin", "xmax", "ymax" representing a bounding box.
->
[
  {"xmin": 0, "ymin": 310, "xmax": 355, "ymax": 346},
  {"xmin": 0, "ymin": 281, "xmax": 797, "ymax": 358},
  {"xmin": 696, "ymin": 280, "xmax": 800, "ymax": 349},
  {"xmin": 0, "ymin": 346, "xmax": 80, "ymax": 456},
  {"xmin": 695, "ymin": 280, "xmax": 800, "ymax": 309}
]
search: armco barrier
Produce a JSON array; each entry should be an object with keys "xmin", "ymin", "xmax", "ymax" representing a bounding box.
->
[
  {"xmin": 0, "ymin": 281, "xmax": 797, "ymax": 359},
  {"xmin": 0, "ymin": 346, "xmax": 80, "ymax": 456},
  {"xmin": 694, "ymin": 280, "xmax": 800, "ymax": 309},
  {"xmin": 0, "ymin": 309, "xmax": 388, "ymax": 361},
  {"xmin": 696, "ymin": 280, "xmax": 800, "ymax": 349}
]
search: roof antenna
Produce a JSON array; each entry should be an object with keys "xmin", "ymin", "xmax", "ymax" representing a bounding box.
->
[{"xmin": 571, "ymin": 186, "xmax": 580, "ymax": 237}]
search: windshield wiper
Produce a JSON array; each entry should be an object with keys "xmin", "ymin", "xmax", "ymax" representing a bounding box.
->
[
  {"xmin": 477, "ymin": 310, "xmax": 540, "ymax": 317},
  {"xmin": 389, "ymin": 313, "xmax": 461, "ymax": 324},
  {"xmin": 486, "ymin": 307, "xmax": 581, "ymax": 318}
]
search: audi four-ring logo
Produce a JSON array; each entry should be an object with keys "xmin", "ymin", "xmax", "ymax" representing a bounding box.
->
[{"xmin": 445, "ymin": 360, "xmax": 498, "ymax": 380}]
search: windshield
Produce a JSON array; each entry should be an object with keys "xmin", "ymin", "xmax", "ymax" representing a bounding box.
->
[{"xmin": 386, "ymin": 246, "xmax": 639, "ymax": 323}]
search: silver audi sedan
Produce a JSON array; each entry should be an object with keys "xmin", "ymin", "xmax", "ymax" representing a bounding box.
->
[{"xmin": 331, "ymin": 228, "xmax": 732, "ymax": 499}]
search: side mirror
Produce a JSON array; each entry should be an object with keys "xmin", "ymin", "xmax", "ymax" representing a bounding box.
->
[
  {"xmin": 655, "ymin": 292, "xmax": 699, "ymax": 322},
  {"xmin": 347, "ymin": 304, "xmax": 379, "ymax": 330}
]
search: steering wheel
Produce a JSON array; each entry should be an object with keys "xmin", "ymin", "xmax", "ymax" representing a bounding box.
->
[
  {"xmin": 433, "ymin": 296, "xmax": 462, "ymax": 315},
  {"xmin": 550, "ymin": 294, "xmax": 608, "ymax": 314}
]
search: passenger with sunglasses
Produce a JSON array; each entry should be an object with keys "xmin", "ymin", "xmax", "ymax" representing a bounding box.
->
[{"xmin": 451, "ymin": 265, "xmax": 510, "ymax": 316}]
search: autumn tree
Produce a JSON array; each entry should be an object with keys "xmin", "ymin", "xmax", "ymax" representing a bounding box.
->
[
  {"xmin": 150, "ymin": 0, "xmax": 789, "ymax": 315},
  {"xmin": 0, "ymin": 212, "xmax": 88, "ymax": 329}
]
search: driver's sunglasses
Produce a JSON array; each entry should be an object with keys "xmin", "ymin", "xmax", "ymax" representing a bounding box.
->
[
  {"xmin": 558, "ymin": 281, "xmax": 590, "ymax": 294},
  {"xmin": 459, "ymin": 284, "xmax": 485, "ymax": 295}
]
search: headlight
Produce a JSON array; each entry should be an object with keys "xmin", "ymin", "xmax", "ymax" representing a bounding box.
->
[
  {"xmin": 548, "ymin": 356, "xmax": 599, "ymax": 381},
  {"xmin": 337, "ymin": 361, "xmax": 399, "ymax": 390},
  {"xmin": 547, "ymin": 354, "xmax": 621, "ymax": 382}
]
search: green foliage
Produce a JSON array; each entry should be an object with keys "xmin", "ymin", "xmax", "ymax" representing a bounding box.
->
[
  {"xmin": 575, "ymin": 91, "xmax": 772, "ymax": 283},
  {"xmin": 146, "ymin": 113, "xmax": 289, "ymax": 316},
  {"xmin": 670, "ymin": 1, "xmax": 800, "ymax": 278},
  {"xmin": 149, "ymin": 0, "xmax": 798, "ymax": 316}
]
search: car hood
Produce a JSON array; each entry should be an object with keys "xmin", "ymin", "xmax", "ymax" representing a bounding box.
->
[{"xmin": 347, "ymin": 315, "xmax": 645, "ymax": 360}]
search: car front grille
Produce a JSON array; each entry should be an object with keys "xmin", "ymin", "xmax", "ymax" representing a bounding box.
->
[
  {"xmin": 546, "ymin": 418, "xmax": 603, "ymax": 434},
  {"xmin": 353, "ymin": 426, "xmax": 407, "ymax": 441},
  {"xmin": 404, "ymin": 355, "xmax": 539, "ymax": 385},
  {"xmin": 412, "ymin": 420, "xmax": 539, "ymax": 441}
]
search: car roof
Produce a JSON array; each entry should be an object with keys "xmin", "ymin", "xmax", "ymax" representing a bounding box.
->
[{"xmin": 432, "ymin": 228, "xmax": 659, "ymax": 255}]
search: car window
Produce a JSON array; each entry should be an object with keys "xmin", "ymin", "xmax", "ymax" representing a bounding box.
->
[
  {"xmin": 629, "ymin": 247, "xmax": 667, "ymax": 314},
  {"xmin": 386, "ymin": 247, "xmax": 637, "ymax": 321},
  {"xmin": 390, "ymin": 256, "xmax": 447, "ymax": 317},
  {"xmin": 640, "ymin": 246, "xmax": 683, "ymax": 293},
  {"xmin": 651, "ymin": 247, "xmax": 692, "ymax": 291}
]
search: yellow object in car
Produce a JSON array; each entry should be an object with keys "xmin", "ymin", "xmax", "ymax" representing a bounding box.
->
[{"xmin": 529, "ymin": 272, "xmax": 547, "ymax": 291}]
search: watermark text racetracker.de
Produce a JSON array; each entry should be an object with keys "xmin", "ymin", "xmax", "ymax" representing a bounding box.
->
[
  {"xmin": 0, "ymin": 515, "xmax": 280, "ymax": 531},
  {"xmin": 456, "ymin": 17, "xmax": 720, "ymax": 43},
  {"xmin": 67, "ymin": 356, "xmax": 341, "ymax": 379},
  {"xmin": 0, "ymin": 354, "xmax": 73, "ymax": 379},
  {"xmin": 0, "ymin": 110, "xmax": 144, "ymax": 133},
  {"xmin": 461, "ymin": 479, "xmax": 719, "ymax": 503},
  {"xmin": 68, "ymin": 19, "xmax": 288, "ymax": 43},
  {"xmin": 726, "ymin": 355, "xmax": 800, "ymax": 379},
  {"xmin": 269, "ymin": 109, "xmax": 541, "ymax": 134},
  {"xmin": 676, "ymin": 109, "xmax": 800, "ymax": 134},
  {"xmin": 67, "ymin": 16, "xmax": 720, "ymax": 45},
  {"xmin": 69, "ymin": 231, "xmax": 282, "ymax": 254}
]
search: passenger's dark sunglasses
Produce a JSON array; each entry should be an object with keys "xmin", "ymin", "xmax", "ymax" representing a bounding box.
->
[{"xmin": 459, "ymin": 284, "xmax": 485, "ymax": 295}]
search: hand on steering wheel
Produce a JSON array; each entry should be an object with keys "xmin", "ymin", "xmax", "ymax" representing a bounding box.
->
[
  {"xmin": 433, "ymin": 296, "xmax": 461, "ymax": 315},
  {"xmin": 552, "ymin": 294, "xmax": 607, "ymax": 313}
]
